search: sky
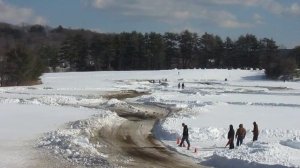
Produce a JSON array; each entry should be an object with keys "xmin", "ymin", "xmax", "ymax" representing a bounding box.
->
[{"xmin": 0, "ymin": 0, "xmax": 300, "ymax": 49}]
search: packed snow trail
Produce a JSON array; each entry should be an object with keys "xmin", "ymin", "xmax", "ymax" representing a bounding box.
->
[{"xmin": 94, "ymin": 103, "xmax": 203, "ymax": 168}]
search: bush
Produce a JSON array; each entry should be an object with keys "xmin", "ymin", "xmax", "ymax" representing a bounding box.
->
[{"xmin": 265, "ymin": 57, "xmax": 297, "ymax": 79}]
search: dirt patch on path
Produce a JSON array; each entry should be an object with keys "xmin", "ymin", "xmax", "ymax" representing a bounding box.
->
[{"xmin": 103, "ymin": 90, "xmax": 149, "ymax": 100}]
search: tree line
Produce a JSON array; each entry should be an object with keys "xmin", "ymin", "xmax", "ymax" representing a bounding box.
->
[{"xmin": 0, "ymin": 22, "xmax": 299, "ymax": 86}]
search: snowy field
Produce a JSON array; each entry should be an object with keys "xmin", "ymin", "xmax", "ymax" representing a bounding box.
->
[{"xmin": 0, "ymin": 69, "xmax": 300, "ymax": 167}]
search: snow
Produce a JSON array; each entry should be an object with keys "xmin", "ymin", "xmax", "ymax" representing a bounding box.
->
[
  {"xmin": 0, "ymin": 104, "xmax": 96, "ymax": 168},
  {"xmin": 281, "ymin": 137, "xmax": 300, "ymax": 150},
  {"xmin": 38, "ymin": 112, "xmax": 123, "ymax": 166},
  {"xmin": 0, "ymin": 104, "xmax": 96, "ymax": 140},
  {"xmin": 1, "ymin": 69, "xmax": 300, "ymax": 167}
]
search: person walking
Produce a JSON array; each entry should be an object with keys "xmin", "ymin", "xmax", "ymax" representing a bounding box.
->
[
  {"xmin": 226, "ymin": 125, "xmax": 235, "ymax": 149},
  {"xmin": 178, "ymin": 83, "xmax": 181, "ymax": 89},
  {"xmin": 252, "ymin": 122, "xmax": 259, "ymax": 141},
  {"xmin": 179, "ymin": 123, "xmax": 190, "ymax": 150},
  {"xmin": 182, "ymin": 82, "xmax": 185, "ymax": 89},
  {"xmin": 236, "ymin": 124, "xmax": 246, "ymax": 146}
]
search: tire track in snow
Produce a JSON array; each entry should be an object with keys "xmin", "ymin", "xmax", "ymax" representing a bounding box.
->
[{"xmin": 94, "ymin": 102, "xmax": 204, "ymax": 168}]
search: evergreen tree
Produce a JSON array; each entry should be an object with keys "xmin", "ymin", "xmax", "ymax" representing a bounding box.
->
[
  {"xmin": 179, "ymin": 30, "xmax": 198, "ymax": 68},
  {"xmin": 223, "ymin": 37, "xmax": 235, "ymax": 68},
  {"xmin": 234, "ymin": 34, "xmax": 259, "ymax": 68},
  {"xmin": 146, "ymin": 32, "xmax": 165, "ymax": 69},
  {"xmin": 37, "ymin": 45, "xmax": 59, "ymax": 71},
  {"xmin": 4, "ymin": 45, "xmax": 44, "ymax": 85},
  {"xmin": 163, "ymin": 32, "xmax": 179, "ymax": 69}
]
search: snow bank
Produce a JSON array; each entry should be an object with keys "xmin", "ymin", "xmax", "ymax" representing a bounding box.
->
[
  {"xmin": 38, "ymin": 111, "xmax": 125, "ymax": 167},
  {"xmin": 281, "ymin": 137, "xmax": 300, "ymax": 150},
  {"xmin": 206, "ymin": 142, "xmax": 294, "ymax": 168}
]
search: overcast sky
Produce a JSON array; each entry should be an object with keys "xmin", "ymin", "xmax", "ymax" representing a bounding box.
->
[{"xmin": 1, "ymin": 0, "xmax": 300, "ymax": 48}]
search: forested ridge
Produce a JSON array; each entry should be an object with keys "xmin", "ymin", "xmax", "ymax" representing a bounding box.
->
[{"xmin": 0, "ymin": 22, "xmax": 299, "ymax": 86}]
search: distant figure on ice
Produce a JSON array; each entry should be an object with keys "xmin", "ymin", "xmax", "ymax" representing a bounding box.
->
[
  {"xmin": 252, "ymin": 122, "xmax": 259, "ymax": 141},
  {"xmin": 226, "ymin": 125, "xmax": 235, "ymax": 149},
  {"xmin": 236, "ymin": 124, "xmax": 246, "ymax": 146},
  {"xmin": 178, "ymin": 83, "xmax": 181, "ymax": 89},
  {"xmin": 225, "ymin": 78, "xmax": 228, "ymax": 81},
  {"xmin": 181, "ymin": 82, "xmax": 185, "ymax": 89},
  {"xmin": 179, "ymin": 123, "xmax": 190, "ymax": 150}
]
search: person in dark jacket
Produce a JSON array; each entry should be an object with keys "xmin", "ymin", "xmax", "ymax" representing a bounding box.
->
[
  {"xmin": 252, "ymin": 122, "xmax": 259, "ymax": 141},
  {"xmin": 236, "ymin": 124, "xmax": 246, "ymax": 146},
  {"xmin": 226, "ymin": 124, "xmax": 235, "ymax": 149},
  {"xmin": 178, "ymin": 83, "xmax": 181, "ymax": 89},
  {"xmin": 179, "ymin": 123, "xmax": 190, "ymax": 150},
  {"xmin": 182, "ymin": 83, "xmax": 185, "ymax": 89}
]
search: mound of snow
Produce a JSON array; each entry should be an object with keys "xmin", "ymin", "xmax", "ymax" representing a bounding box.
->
[
  {"xmin": 106, "ymin": 98, "xmax": 126, "ymax": 106},
  {"xmin": 38, "ymin": 111, "xmax": 125, "ymax": 167},
  {"xmin": 203, "ymin": 142, "xmax": 294, "ymax": 168},
  {"xmin": 280, "ymin": 137, "xmax": 300, "ymax": 150}
]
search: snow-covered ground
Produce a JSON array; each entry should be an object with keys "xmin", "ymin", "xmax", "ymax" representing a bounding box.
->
[{"xmin": 1, "ymin": 69, "xmax": 300, "ymax": 167}]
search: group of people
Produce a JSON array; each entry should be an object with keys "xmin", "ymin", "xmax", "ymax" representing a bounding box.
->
[
  {"xmin": 178, "ymin": 122, "xmax": 259, "ymax": 150},
  {"xmin": 226, "ymin": 122, "xmax": 259, "ymax": 149},
  {"xmin": 178, "ymin": 82, "xmax": 185, "ymax": 89}
]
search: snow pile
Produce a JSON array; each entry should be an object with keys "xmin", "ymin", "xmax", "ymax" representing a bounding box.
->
[
  {"xmin": 106, "ymin": 98, "xmax": 126, "ymax": 106},
  {"xmin": 38, "ymin": 111, "xmax": 125, "ymax": 167},
  {"xmin": 280, "ymin": 137, "xmax": 300, "ymax": 150},
  {"xmin": 190, "ymin": 127, "xmax": 227, "ymax": 141},
  {"xmin": 204, "ymin": 142, "xmax": 294, "ymax": 168}
]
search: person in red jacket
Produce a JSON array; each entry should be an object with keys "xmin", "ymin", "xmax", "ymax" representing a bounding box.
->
[{"xmin": 226, "ymin": 125, "xmax": 235, "ymax": 149}]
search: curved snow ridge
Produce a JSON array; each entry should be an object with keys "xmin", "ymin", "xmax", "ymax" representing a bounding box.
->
[
  {"xmin": 280, "ymin": 137, "xmax": 300, "ymax": 150},
  {"xmin": 35, "ymin": 95, "xmax": 107, "ymax": 107},
  {"xmin": 227, "ymin": 102, "xmax": 300, "ymax": 108},
  {"xmin": 224, "ymin": 90, "xmax": 300, "ymax": 96},
  {"xmin": 0, "ymin": 97, "xmax": 22, "ymax": 104},
  {"xmin": 54, "ymin": 87, "xmax": 114, "ymax": 91},
  {"xmin": 0, "ymin": 95, "xmax": 129, "ymax": 110},
  {"xmin": 178, "ymin": 89, "xmax": 216, "ymax": 96},
  {"xmin": 38, "ymin": 111, "xmax": 125, "ymax": 167},
  {"xmin": 136, "ymin": 95, "xmax": 216, "ymax": 109},
  {"xmin": 261, "ymin": 129, "xmax": 300, "ymax": 139}
]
